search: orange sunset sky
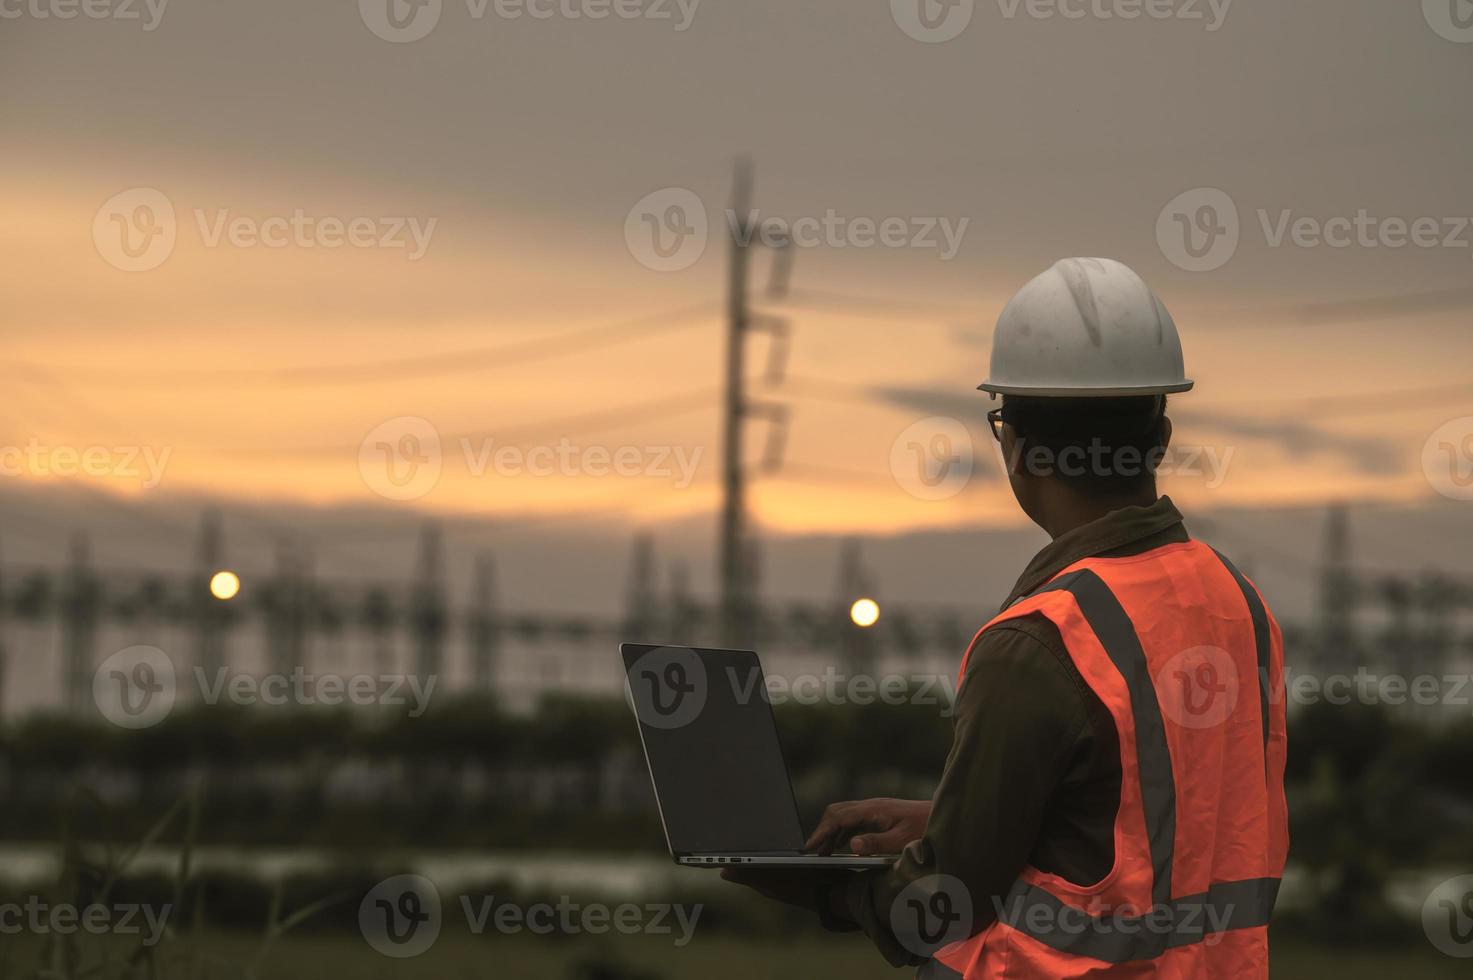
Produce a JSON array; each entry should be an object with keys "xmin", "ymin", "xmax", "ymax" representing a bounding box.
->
[{"xmin": 3, "ymin": 1, "xmax": 1471, "ymax": 540}]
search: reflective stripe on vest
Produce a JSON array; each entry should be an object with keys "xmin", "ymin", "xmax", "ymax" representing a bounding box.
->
[
  {"xmin": 919, "ymin": 877, "xmax": 1281, "ymax": 977},
  {"xmin": 1212, "ymin": 547, "xmax": 1275, "ymax": 757},
  {"xmin": 1035, "ymin": 568, "xmax": 1178, "ymax": 911},
  {"xmin": 930, "ymin": 542, "xmax": 1288, "ymax": 976}
]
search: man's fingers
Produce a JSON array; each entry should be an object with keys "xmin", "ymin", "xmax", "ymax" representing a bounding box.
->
[
  {"xmin": 807, "ymin": 803, "xmax": 879, "ymax": 853},
  {"xmin": 849, "ymin": 830, "xmax": 908, "ymax": 856},
  {"xmin": 806, "ymin": 823, "xmax": 839, "ymax": 854},
  {"xmin": 806, "ymin": 801, "xmax": 888, "ymax": 853},
  {"xmin": 804, "ymin": 801, "xmax": 859, "ymax": 852}
]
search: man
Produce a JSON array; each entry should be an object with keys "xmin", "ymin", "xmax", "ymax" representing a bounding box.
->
[{"xmin": 726, "ymin": 258, "xmax": 1288, "ymax": 977}]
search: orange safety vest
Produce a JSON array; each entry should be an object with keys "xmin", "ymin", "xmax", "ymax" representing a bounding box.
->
[{"xmin": 923, "ymin": 540, "xmax": 1288, "ymax": 979}]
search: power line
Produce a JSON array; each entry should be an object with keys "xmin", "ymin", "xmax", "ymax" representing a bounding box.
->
[
  {"xmin": 1294, "ymin": 285, "xmax": 1473, "ymax": 324},
  {"xmin": 777, "ymin": 461, "xmax": 898, "ymax": 487},
  {"xmin": 448, "ymin": 388, "xmax": 718, "ymax": 444},
  {"xmin": 1178, "ymin": 380, "xmax": 1472, "ymax": 424},
  {"xmin": 10, "ymin": 366, "xmax": 141, "ymax": 442},
  {"xmin": 778, "ymin": 287, "xmax": 975, "ymax": 321},
  {"xmin": 1254, "ymin": 382, "xmax": 1473, "ymax": 420},
  {"xmin": 186, "ymin": 387, "xmax": 719, "ymax": 457},
  {"xmin": 5, "ymin": 303, "xmax": 717, "ymax": 389},
  {"xmin": 783, "ymin": 374, "xmax": 876, "ymax": 406}
]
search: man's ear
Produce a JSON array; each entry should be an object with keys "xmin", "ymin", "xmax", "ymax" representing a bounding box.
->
[{"xmin": 1160, "ymin": 416, "xmax": 1173, "ymax": 452}]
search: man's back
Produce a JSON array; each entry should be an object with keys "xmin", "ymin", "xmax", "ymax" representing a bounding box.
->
[{"xmin": 814, "ymin": 500, "xmax": 1288, "ymax": 979}]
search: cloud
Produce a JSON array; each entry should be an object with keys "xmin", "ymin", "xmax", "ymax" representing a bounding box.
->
[{"xmin": 1170, "ymin": 407, "xmax": 1401, "ymax": 475}]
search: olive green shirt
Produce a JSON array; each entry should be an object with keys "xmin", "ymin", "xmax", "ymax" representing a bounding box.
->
[{"xmin": 829, "ymin": 497, "xmax": 1190, "ymax": 966}]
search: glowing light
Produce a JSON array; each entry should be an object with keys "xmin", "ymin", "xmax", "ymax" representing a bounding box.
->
[
  {"xmin": 849, "ymin": 597, "xmax": 880, "ymax": 628},
  {"xmin": 209, "ymin": 570, "xmax": 241, "ymax": 601}
]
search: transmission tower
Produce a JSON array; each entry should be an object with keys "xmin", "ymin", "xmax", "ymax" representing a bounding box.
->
[
  {"xmin": 718, "ymin": 157, "xmax": 792, "ymax": 647},
  {"xmin": 1316, "ymin": 503, "xmax": 1357, "ymax": 672}
]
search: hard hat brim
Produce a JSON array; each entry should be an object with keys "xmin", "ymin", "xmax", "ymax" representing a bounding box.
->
[{"xmin": 976, "ymin": 380, "xmax": 1195, "ymax": 397}]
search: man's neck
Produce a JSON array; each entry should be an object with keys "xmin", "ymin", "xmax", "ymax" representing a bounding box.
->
[{"xmin": 1036, "ymin": 487, "xmax": 1159, "ymax": 541}]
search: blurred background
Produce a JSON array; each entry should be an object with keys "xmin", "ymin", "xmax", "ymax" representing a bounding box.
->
[{"xmin": 2, "ymin": 0, "xmax": 1473, "ymax": 976}]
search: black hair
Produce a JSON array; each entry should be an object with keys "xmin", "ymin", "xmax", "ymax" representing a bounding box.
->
[{"xmin": 1000, "ymin": 395, "xmax": 1168, "ymax": 494}]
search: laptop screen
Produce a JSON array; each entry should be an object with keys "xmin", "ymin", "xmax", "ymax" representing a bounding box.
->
[{"xmin": 622, "ymin": 644, "xmax": 806, "ymax": 856}]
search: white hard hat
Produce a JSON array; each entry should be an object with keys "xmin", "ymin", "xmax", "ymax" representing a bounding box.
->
[{"xmin": 978, "ymin": 257, "xmax": 1194, "ymax": 398}]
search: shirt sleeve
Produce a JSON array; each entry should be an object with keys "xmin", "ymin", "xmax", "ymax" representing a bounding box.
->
[{"xmin": 829, "ymin": 616, "xmax": 1097, "ymax": 966}]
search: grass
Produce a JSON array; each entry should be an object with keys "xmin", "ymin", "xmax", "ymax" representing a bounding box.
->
[
  {"xmin": 10, "ymin": 782, "xmax": 1462, "ymax": 978},
  {"xmin": 7, "ymin": 930, "xmax": 1461, "ymax": 980}
]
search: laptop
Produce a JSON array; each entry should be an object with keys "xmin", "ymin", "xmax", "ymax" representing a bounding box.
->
[{"xmin": 621, "ymin": 643, "xmax": 894, "ymax": 869}]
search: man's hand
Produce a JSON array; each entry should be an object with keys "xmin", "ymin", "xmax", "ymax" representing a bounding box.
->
[{"xmin": 805, "ymin": 798, "xmax": 931, "ymax": 856}]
